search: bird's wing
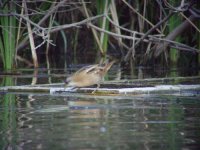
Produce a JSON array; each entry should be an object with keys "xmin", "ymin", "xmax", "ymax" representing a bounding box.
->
[
  {"xmin": 73, "ymin": 64, "xmax": 98, "ymax": 74},
  {"xmin": 86, "ymin": 65, "xmax": 104, "ymax": 74}
]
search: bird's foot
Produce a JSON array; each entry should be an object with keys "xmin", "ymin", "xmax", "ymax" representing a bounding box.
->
[{"xmin": 91, "ymin": 90, "xmax": 97, "ymax": 94}]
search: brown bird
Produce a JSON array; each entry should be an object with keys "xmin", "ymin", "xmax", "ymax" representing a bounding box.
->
[{"xmin": 65, "ymin": 60, "xmax": 116, "ymax": 92}]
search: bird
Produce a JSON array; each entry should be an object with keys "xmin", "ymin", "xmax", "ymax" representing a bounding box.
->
[{"xmin": 65, "ymin": 59, "xmax": 116, "ymax": 93}]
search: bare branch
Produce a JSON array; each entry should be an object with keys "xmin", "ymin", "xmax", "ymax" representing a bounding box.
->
[
  {"xmin": 122, "ymin": 0, "xmax": 162, "ymax": 33},
  {"xmin": 153, "ymin": 15, "xmax": 198, "ymax": 57},
  {"xmin": 23, "ymin": 0, "xmax": 38, "ymax": 68},
  {"xmin": 123, "ymin": 11, "xmax": 175, "ymax": 62}
]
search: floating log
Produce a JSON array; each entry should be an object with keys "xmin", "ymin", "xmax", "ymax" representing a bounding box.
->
[
  {"xmin": 0, "ymin": 76, "xmax": 200, "ymax": 96},
  {"xmin": 49, "ymin": 84, "xmax": 200, "ymax": 96}
]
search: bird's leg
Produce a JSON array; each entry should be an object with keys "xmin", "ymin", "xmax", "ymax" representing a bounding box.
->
[
  {"xmin": 92, "ymin": 84, "xmax": 100, "ymax": 94},
  {"xmin": 64, "ymin": 84, "xmax": 68, "ymax": 89}
]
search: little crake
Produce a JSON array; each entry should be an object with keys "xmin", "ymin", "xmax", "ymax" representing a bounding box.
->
[{"xmin": 65, "ymin": 60, "xmax": 116, "ymax": 90}]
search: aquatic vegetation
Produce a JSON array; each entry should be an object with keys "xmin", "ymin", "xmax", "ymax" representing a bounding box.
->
[{"xmin": 0, "ymin": 0, "xmax": 199, "ymax": 69}]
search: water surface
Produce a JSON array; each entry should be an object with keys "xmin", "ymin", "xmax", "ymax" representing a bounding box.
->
[
  {"xmin": 0, "ymin": 67, "xmax": 200, "ymax": 150},
  {"xmin": 1, "ymin": 92, "xmax": 200, "ymax": 149}
]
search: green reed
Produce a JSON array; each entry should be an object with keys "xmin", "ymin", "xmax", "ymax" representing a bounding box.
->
[
  {"xmin": 0, "ymin": 77, "xmax": 17, "ymax": 149},
  {"xmin": 96, "ymin": 0, "xmax": 111, "ymax": 55},
  {"xmin": 168, "ymin": 0, "xmax": 181, "ymax": 67},
  {"xmin": 0, "ymin": 2, "xmax": 17, "ymax": 70}
]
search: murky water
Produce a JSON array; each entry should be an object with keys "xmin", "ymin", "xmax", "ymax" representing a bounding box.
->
[
  {"xmin": 1, "ymin": 93, "xmax": 200, "ymax": 149},
  {"xmin": 0, "ymin": 66, "xmax": 200, "ymax": 150}
]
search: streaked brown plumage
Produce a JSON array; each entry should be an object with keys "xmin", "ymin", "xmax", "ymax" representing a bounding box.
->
[{"xmin": 65, "ymin": 60, "xmax": 116, "ymax": 90}]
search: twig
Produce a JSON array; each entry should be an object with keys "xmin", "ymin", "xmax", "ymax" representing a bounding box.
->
[
  {"xmin": 180, "ymin": 12, "xmax": 200, "ymax": 33},
  {"xmin": 88, "ymin": 23, "xmax": 144, "ymax": 41},
  {"xmin": 123, "ymin": 11, "xmax": 175, "ymax": 62},
  {"xmin": 15, "ymin": 13, "xmax": 105, "ymax": 51},
  {"xmin": 81, "ymin": 0, "xmax": 104, "ymax": 54},
  {"xmin": 122, "ymin": 0, "xmax": 162, "ymax": 33},
  {"xmin": 16, "ymin": 0, "xmax": 68, "ymax": 51},
  {"xmin": 89, "ymin": 22, "xmax": 200, "ymax": 54},
  {"xmin": 154, "ymin": 15, "xmax": 197, "ymax": 57},
  {"xmin": 150, "ymin": 37, "xmax": 199, "ymax": 53},
  {"xmin": 16, "ymin": 55, "xmax": 33, "ymax": 67},
  {"xmin": 23, "ymin": 0, "xmax": 38, "ymax": 68}
]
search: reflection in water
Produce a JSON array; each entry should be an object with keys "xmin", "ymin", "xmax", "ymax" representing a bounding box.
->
[
  {"xmin": 0, "ymin": 94, "xmax": 200, "ymax": 149},
  {"xmin": 0, "ymin": 93, "xmax": 17, "ymax": 150},
  {"xmin": 0, "ymin": 77, "xmax": 17, "ymax": 149}
]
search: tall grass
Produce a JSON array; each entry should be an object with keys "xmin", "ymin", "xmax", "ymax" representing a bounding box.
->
[
  {"xmin": 0, "ymin": 2, "xmax": 17, "ymax": 70},
  {"xmin": 96, "ymin": 0, "xmax": 111, "ymax": 55},
  {"xmin": 0, "ymin": 1, "xmax": 199, "ymax": 70},
  {"xmin": 168, "ymin": 0, "xmax": 181, "ymax": 67},
  {"xmin": 0, "ymin": 1, "xmax": 55, "ymax": 69}
]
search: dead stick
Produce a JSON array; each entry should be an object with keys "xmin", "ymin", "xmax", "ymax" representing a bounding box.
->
[{"xmin": 123, "ymin": 11, "xmax": 175, "ymax": 62}]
